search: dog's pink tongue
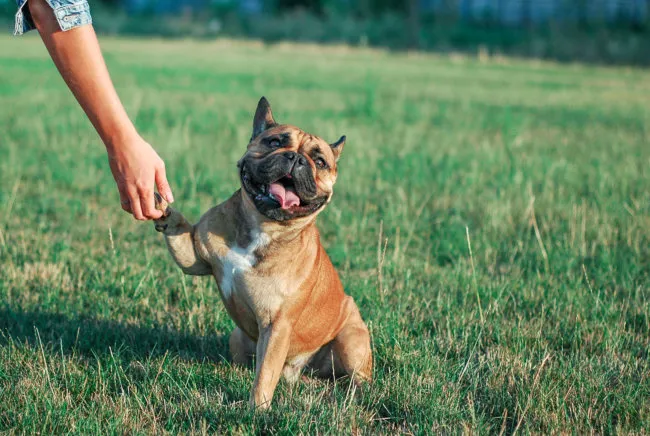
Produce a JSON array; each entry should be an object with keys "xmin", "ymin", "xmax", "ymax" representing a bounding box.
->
[{"xmin": 269, "ymin": 183, "xmax": 300, "ymax": 209}]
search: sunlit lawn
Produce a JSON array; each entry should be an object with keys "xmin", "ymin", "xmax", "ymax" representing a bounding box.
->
[{"xmin": 1, "ymin": 35, "xmax": 649, "ymax": 433}]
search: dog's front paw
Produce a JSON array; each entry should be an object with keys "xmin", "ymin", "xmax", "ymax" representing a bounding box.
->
[
  {"xmin": 250, "ymin": 395, "xmax": 272, "ymax": 412},
  {"xmin": 154, "ymin": 193, "xmax": 171, "ymax": 232},
  {"xmin": 154, "ymin": 192, "xmax": 170, "ymax": 215}
]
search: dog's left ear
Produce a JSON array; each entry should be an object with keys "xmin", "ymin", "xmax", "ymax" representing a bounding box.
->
[
  {"xmin": 251, "ymin": 96, "xmax": 277, "ymax": 140},
  {"xmin": 330, "ymin": 135, "xmax": 346, "ymax": 161}
]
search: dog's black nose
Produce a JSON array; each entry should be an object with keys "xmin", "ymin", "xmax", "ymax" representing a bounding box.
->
[
  {"xmin": 298, "ymin": 156, "xmax": 307, "ymax": 166},
  {"xmin": 284, "ymin": 152, "xmax": 295, "ymax": 160}
]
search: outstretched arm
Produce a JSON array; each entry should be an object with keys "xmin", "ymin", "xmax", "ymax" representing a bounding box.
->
[{"xmin": 26, "ymin": 0, "xmax": 174, "ymax": 220}]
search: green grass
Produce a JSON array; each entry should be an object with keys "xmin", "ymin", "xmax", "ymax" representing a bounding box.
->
[{"xmin": 1, "ymin": 34, "xmax": 649, "ymax": 434}]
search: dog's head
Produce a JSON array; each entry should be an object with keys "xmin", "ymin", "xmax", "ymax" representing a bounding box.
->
[{"xmin": 238, "ymin": 97, "xmax": 345, "ymax": 222}]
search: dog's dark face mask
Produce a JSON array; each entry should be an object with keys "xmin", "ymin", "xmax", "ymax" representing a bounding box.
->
[{"xmin": 238, "ymin": 97, "xmax": 345, "ymax": 222}]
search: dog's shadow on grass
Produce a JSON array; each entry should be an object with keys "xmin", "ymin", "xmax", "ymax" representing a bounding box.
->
[
  {"xmin": 0, "ymin": 307, "xmax": 398, "ymax": 424},
  {"xmin": 0, "ymin": 307, "xmax": 230, "ymax": 365}
]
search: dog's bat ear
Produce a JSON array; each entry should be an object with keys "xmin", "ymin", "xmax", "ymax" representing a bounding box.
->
[
  {"xmin": 251, "ymin": 97, "xmax": 277, "ymax": 140},
  {"xmin": 330, "ymin": 135, "xmax": 346, "ymax": 161}
]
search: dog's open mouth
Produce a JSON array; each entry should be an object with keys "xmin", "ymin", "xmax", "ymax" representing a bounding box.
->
[
  {"xmin": 267, "ymin": 176, "xmax": 300, "ymax": 210},
  {"xmin": 241, "ymin": 166, "xmax": 327, "ymax": 220},
  {"xmin": 255, "ymin": 175, "xmax": 312, "ymax": 213}
]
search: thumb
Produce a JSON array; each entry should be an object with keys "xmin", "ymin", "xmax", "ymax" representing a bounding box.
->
[{"xmin": 155, "ymin": 164, "xmax": 174, "ymax": 203}]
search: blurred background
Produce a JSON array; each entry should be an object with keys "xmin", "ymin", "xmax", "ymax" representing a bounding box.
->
[{"xmin": 4, "ymin": 0, "xmax": 650, "ymax": 65}]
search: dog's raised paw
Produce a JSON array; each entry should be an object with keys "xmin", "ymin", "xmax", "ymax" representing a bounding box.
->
[
  {"xmin": 154, "ymin": 192, "xmax": 170, "ymax": 217},
  {"xmin": 154, "ymin": 193, "xmax": 171, "ymax": 232}
]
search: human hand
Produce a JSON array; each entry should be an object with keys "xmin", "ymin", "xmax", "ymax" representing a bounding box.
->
[{"xmin": 107, "ymin": 135, "xmax": 174, "ymax": 220}]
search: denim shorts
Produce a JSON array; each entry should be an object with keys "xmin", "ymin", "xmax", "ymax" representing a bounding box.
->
[{"xmin": 14, "ymin": 0, "xmax": 92, "ymax": 35}]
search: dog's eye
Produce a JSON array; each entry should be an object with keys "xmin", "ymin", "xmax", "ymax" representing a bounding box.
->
[
  {"xmin": 269, "ymin": 139, "xmax": 281, "ymax": 148},
  {"xmin": 315, "ymin": 157, "xmax": 328, "ymax": 169}
]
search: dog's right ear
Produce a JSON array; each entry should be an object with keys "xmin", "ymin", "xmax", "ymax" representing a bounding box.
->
[{"xmin": 251, "ymin": 97, "xmax": 277, "ymax": 140}]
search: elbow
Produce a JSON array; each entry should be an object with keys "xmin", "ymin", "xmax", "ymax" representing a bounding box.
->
[
  {"xmin": 166, "ymin": 246, "xmax": 211, "ymax": 276},
  {"xmin": 178, "ymin": 261, "xmax": 212, "ymax": 276},
  {"xmin": 27, "ymin": 0, "xmax": 58, "ymax": 32}
]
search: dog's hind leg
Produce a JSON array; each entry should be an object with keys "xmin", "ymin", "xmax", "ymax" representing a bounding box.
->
[
  {"xmin": 229, "ymin": 327, "xmax": 256, "ymax": 367},
  {"xmin": 308, "ymin": 298, "xmax": 373, "ymax": 385},
  {"xmin": 332, "ymin": 301, "xmax": 373, "ymax": 384},
  {"xmin": 282, "ymin": 351, "xmax": 315, "ymax": 384}
]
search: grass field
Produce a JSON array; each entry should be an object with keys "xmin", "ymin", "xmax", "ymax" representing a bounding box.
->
[{"xmin": 1, "ymin": 35, "xmax": 649, "ymax": 434}]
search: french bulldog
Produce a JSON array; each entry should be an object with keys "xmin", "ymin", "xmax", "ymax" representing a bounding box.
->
[{"xmin": 153, "ymin": 97, "xmax": 372, "ymax": 409}]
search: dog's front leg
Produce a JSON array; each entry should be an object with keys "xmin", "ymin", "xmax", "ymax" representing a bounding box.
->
[
  {"xmin": 153, "ymin": 193, "xmax": 211, "ymax": 276},
  {"xmin": 250, "ymin": 320, "xmax": 291, "ymax": 410}
]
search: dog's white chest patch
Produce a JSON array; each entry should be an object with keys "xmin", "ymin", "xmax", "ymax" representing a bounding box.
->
[{"xmin": 219, "ymin": 231, "xmax": 270, "ymax": 299}]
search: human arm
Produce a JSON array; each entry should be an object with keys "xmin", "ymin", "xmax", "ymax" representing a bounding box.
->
[{"xmin": 26, "ymin": 0, "xmax": 173, "ymax": 220}]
